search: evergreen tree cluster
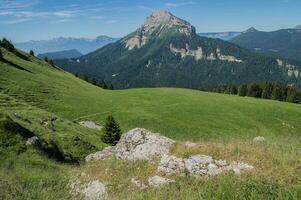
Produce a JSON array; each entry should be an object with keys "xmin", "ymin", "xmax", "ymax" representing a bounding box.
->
[
  {"xmin": 74, "ymin": 73, "xmax": 114, "ymax": 90},
  {"xmin": 0, "ymin": 38, "xmax": 28, "ymax": 61},
  {"xmin": 43, "ymin": 56, "xmax": 55, "ymax": 67},
  {"xmin": 204, "ymin": 82, "xmax": 301, "ymax": 104}
]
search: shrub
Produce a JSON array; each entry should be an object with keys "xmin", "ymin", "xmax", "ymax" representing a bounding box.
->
[
  {"xmin": 101, "ymin": 115, "xmax": 122, "ymax": 145},
  {"xmin": 29, "ymin": 50, "xmax": 34, "ymax": 56},
  {"xmin": 238, "ymin": 84, "xmax": 248, "ymax": 96}
]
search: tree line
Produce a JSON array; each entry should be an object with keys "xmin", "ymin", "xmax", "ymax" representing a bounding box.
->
[
  {"xmin": 202, "ymin": 82, "xmax": 301, "ymax": 104},
  {"xmin": 0, "ymin": 38, "xmax": 56, "ymax": 67},
  {"xmin": 0, "ymin": 38, "xmax": 29, "ymax": 61},
  {"xmin": 74, "ymin": 73, "xmax": 114, "ymax": 90}
]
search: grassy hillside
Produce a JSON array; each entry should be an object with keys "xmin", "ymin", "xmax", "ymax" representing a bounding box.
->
[{"xmin": 1, "ymin": 47, "xmax": 301, "ymax": 199}]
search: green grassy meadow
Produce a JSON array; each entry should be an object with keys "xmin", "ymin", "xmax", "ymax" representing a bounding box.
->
[{"xmin": 0, "ymin": 47, "xmax": 300, "ymax": 199}]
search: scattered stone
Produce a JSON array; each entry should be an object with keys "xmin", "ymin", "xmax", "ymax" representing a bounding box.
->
[
  {"xmin": 184, "ymin": 155, "xmax": 213, "ymax": 176},
  {"xmin": 253, "ymin": 136, "xmax": 266, "ymax": 142},
  {"xmin": 157, "ymin": 154, "xmax": 185, "ymax": 175},
  {"xmin": 26, "ymin": 136, "xmax": 39, "ymax": 145},
  {"xmin": 86, "ymin": 146, "xmax": 116, "ymax": 162},
  {"xmin": 85, "ymin": 128, "xmax": 254, "ymax": 179},
  {"xmin": 131, "ymin": 178, "xmax": 147, "ymax": 189},
  {"xmin": 148, "ymin": 176, "xmax": 175, "ymax": 187},
  {"xmin": 157, "ymin": 154, "xmax": 253, "ymax": 177},
  {"xmin": 84, "ymin": 181, "xmax": 107, "ymax": 200},
  {"xmin": 70, "ymin": 180, "xmax": 107, "ymax": 200},
  {"xmin": 80, "ymin": 120, "xmax": 103, "ymax": 130}
]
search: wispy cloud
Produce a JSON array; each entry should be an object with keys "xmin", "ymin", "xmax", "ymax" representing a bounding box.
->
[
  {"xmin": 0, "ymin": 0, "xmax": 39, "ymax": 10},
  {"xmin": 3, "ymin": 10, "xmax": 77, "ymax": 18},
  {"xmin": 0, "ymin": 18, "xmax": 32, "ymax": 24},
  {"xmin": 165, "ymin": 1, "xmax": 197, "ymax": 8},
  {"xmin": 50, "ymin": 19, "xmax": 73, "ymax": 24}
]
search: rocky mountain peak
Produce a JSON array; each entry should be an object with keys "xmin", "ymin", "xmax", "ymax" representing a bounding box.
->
[
  {"xmin": 124, "ymin": 11, "xmax": 195, "ymax": 50},
  {"xmin": 143, "ymin": 10, "xmax": 194, "ymax": 33}
]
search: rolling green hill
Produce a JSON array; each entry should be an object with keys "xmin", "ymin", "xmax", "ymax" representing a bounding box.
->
[
  {"xmin": 56, "ymin": 11, "xmax": 301, "ymax": 89},
  {"xmin": 231, "ymin": 27, "xmax": 301, "ymax": 61},
  {"xmin": 1, "ymin": 46, "xmax": 301, "ymax": 199}
]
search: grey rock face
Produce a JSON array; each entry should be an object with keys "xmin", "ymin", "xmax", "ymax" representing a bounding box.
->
[
  {"xmin": 86, "ymin": 128, "xmax": 175, "ymax": 162},
  {"xmin": 115, "ymin": 128, "xmax": 175, "ymax": 161}
]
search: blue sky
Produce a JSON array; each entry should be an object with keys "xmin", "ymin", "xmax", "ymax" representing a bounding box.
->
[{"xmin": 0, "ymin": 0, "xmax": 300, "ymax": 42}]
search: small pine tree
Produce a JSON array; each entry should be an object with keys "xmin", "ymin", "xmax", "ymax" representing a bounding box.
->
[
  {"xmin": 230, "ymin": 85, "xmax": 238, "ymax": 95},
  {"xmin": 29, "ymin": 50, "xmax": 34, "ymax": 56},
  {"xmin": 101, "ymin": 115, "xmax": 122, "ymax": 145},
  {"xmin": 238, "ymin": 84, "xmax": 248, "ymax": 96},
  {"xmin": 44, "ymin": 56, "xmax": 49, "ymax": 62}
]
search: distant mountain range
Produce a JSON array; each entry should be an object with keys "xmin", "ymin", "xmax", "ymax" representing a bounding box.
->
[
  {"xmin": 55, "ymin": 11, "xmax": 301, "ymax": 89},
  {"xmin": 198, "ymin": 32, "xmax": 241, "ymax": 40},
  {"xmin": 231, "ymin": 26, "xmax": 301, "ymax": 61},
  {"xmin": 14, "ymin": 36, "xmax": 118, "ymax": 55},
  {"xmin": 37, "ymin": 49, "xmax": 82, "ymax": 60}
]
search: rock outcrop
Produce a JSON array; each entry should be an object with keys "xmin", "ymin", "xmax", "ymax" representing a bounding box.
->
[
  {"xmin": 157, "ymin": 154, "xmax": 254, "ymax": 177},
  {"xmin": 86, "ymin": 128, "xmax": 175, "ymax": 161}
]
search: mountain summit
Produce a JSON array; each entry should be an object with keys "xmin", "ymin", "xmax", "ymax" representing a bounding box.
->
[
  {"xmin": 56, "ymin": 11, "xmax": 301, "ymax": 89},
  {"xmin": 124, "ymin": 11, "xmax": 195, "ymax": 50},
  {"xmin": 143, "ymin": 10, "xmax": 193, "ymax": 32}
]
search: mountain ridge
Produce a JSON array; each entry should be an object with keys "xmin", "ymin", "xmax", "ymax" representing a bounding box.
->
[
  {"xmin": 14, "ymin": 35, "xmax": 119, "ymax": 55},
  {"xmin": 231, "ymin": 27, "xmax": 301, "ymax": 61},
  {"xmin": 55, "ymin": 11, "xmax": 301, "ymax": 89},
  {"xmin": 37, "ymin": 49, "xmax": 83, "ymax": 60}
]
